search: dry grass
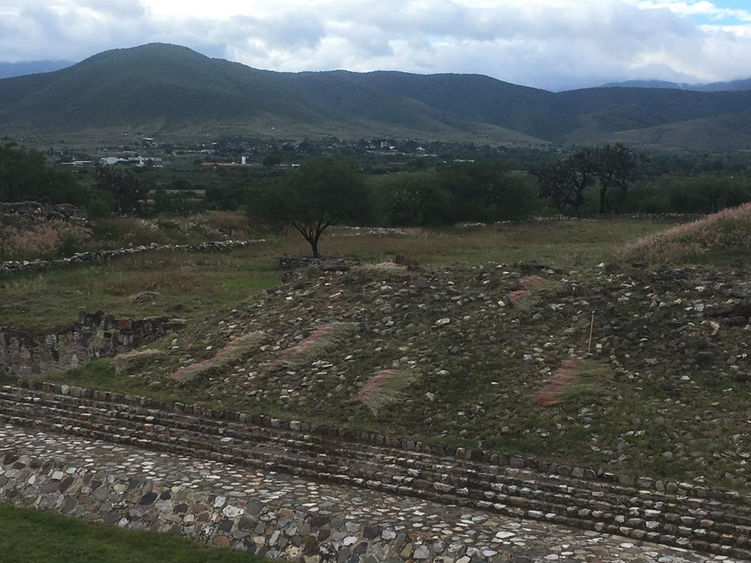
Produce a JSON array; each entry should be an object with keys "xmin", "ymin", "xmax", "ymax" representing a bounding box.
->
[
  {"xmin": 535, "ymin": 359, "xmax": 583, "ymax": 407},
  {"xmin": 0, "ymin": 221, "xmax": 89, "ymax": 257},
  {"xmin": 357, "ymin": 368, "xmax": 419, "ymax": 415},
  {"xmin": 620, "ymin": 203, "xmax": 751, "ymax": 265},
  {"xmin": 101, "ymin": 270, "xmax": 205, "ymax": 296},
  {"xmin": 171, "ymin": 331, "xmax": 267, "ymax": 383},
  {"xmin": 113, "ymin": 349, "xmax": 167, "ymax": 376},
  {"xmin": 506, "ymin": 275, "xmax": 547, "ymax": 306},
  {"xmin": 276, "ymin": 322, "xmax": 359, "ymax": 368}
]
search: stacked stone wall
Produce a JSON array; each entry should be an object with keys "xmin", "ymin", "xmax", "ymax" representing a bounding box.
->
[
  {"xmin": 0, "ymin": 312, "xmax": 175, "ymax": 378},
  {"xmin": 0, "ymin": 452, "xmax": 425, "ymax": 562},
  {"xmin": 0, "ymin": 239, "xmax": 262, "ymax": 275}
]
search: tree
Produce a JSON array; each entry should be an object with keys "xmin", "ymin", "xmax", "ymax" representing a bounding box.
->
[
  {"xmin": 592, "ymin": 144, "xmax": 639, "ymax": 213},
  {"xmin": 95, "ymin": 165, "xmax": 149, "ymax": 215},
  {"xmin": 536, "ymin": 150, "xmax": 596, "ymax": 213},
  {"xmin": 437, "ymin": 161, "xmax": 536, "ymax": 221},
  {"xmin": 0, "ymin": 142, "xmax": 87, "ymax": 205},
  {"xmin": 248, "ymin": 155, "xmax": 370, "ymax": 258},
  {"xmin": 384, "ymin": 170, "xmax": 451, "ymax": 226},
  {"xmin": 537, "ymin": 145, "xmax": 639, "ymax": 214}
]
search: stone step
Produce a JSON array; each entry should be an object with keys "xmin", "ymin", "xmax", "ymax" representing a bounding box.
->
[
  {"xmin": 4, "ymin": 390, "xmax": 740, "ymax": 515},
  {"xmin": 9, "ymin": 384, "xmax": 750, "ymax": 508},
  {"xmin": 4, "ymin": 384, "xmax": 751, "ymax": 559},
  {"xmin": 6, "ymin": 388, "xmax": 751, "ymax": 531},
  {"xmin": 1, "ymin": 392, "xmax": 749, "ymax": 524},
  {"xmin": 2, "ymin": 395, "xmax": 751, "ymax": 558}
]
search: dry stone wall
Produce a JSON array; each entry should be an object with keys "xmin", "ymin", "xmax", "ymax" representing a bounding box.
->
[
  {"xmin": 0, "ymin": 311, "xmax": 177, "ymax": 378},
  {"xmin": 5, "ymin": 426, "xmax": 723, "ymax": 563},
  {"xmin": 0, "ymin": 239, "xmax": 262, "ymax": 275}
]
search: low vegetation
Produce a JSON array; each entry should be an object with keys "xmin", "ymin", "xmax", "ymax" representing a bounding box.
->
[
  {"xmin": 3, "ymin": 157, "xmax": 751, "ymax": 502},
  {"xmin": 21, "ymin": 207, "xmax": 749, "ymax": 490},
  {"xmin": 620, "ymin": 202, "xmax": 751, "ymax": 265},
  {"xmin": 0, "ymin": 218, "xmax": 673, "ymax": 332},
  {"xmin": 40, "ymin": 245, "xmax": 751, "ymax": 488},
  {"xmin": 0, "ymin": 502, "xmax": 267, "ymax": 563}
]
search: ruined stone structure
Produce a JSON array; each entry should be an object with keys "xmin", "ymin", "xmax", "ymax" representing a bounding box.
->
[
  {"xmin": 0, "ymin": 311, "xmax": 176, "ymax": 378},
  {"xmin": 0, "ymin": 239, "xmax": 261, "ymax": 274},
  {"xmin": 0, "ymin": 381, "xmax": 748, "ymax": 561}
]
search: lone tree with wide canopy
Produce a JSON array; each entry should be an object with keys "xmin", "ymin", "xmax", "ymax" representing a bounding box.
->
[{"xmin": 250, "ymin": 155, "xmax": 370, "ymax": 258}]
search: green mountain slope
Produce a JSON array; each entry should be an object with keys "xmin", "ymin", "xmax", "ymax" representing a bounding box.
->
[{"xmin": 2, "ymin": 43, "xmax": 751, "ymax": 149}]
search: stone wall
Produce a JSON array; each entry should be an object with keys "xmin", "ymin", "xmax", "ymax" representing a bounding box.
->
[
  {"xmin": 4, "ymin": 380, "xmax": 751, "ymax": 559},
  {"xmin": 0, "ymin": 311, "xmax": 177, "ymax": 378},
  {"xmin": 0, "ymin": 239, "xmax": 263, "ymax": 275},
  {"xmin": 0, "ymin": 452, "xmax": 411, "ymax": 562}
]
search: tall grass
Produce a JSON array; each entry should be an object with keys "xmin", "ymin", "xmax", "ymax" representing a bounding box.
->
[
  {"xmin": 620, "ymin": 203, "xmax": 751, "ymax": 265},
  {"xmin": 276, "ymin": 322, "xmax": 359, "ymax": 369},
  {"xmin": 172, "ymin": 331, "xmax": 267, "ymax": 383},
  {"xmin": 357, "ymin": 368, "xmax": 419, "ymax": 415}
]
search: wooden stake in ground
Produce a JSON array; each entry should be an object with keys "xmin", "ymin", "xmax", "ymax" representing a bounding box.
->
[{"xmin": 587, "ymin": 309, "xmax": 597, "ymax": 354}]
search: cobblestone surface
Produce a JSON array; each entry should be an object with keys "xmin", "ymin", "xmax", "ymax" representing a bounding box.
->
[{"xmin": 0, "ymin": 423, "xmax": 740, "ymax": 562}]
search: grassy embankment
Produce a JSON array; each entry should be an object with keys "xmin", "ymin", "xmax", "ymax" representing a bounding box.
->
[{"xmin": 5, "ymin": 211, "xmax": 751, "ymax": 558}]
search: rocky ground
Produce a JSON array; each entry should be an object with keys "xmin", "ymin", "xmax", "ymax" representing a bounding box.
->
[{"xmin": 111, "ymin": 257, "xmax": 751, "ymax": 490}]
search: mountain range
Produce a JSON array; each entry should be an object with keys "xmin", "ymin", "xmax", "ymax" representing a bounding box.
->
[
  {"xmin": 1, "ymin": 43, "xmax": 751, "ymax": 150},
  {"xmin": 602, "ymin": 78, "xmax": 751, "ymax": 92},
  {"xmin": 0, "ymin": 60, "xmax": 73, "ymax": 80}
]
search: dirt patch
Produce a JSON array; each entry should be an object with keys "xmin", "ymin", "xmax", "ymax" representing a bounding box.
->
[
  {"xmin": 506, "ymin": 275, "xmax": 546, "ymax": 306},
  {"xmin": 535, "ymin": 358, "xmax": 583, "ymax": 407}
]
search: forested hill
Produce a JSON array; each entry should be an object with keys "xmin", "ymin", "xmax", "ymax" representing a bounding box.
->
[{"xmin": 2, "ymin": 43, "xmax": 751, "ymax": 149}]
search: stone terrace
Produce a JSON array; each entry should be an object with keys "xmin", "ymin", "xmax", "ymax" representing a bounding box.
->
[
  {"xmin": 0, "ymin": 382, "xmax": 748, "ymax": 562},
  {"xmin": 0, "ymin": 424, "xmax": 736, "ymax": 563}
]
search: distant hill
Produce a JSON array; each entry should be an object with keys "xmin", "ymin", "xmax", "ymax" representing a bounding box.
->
[
  {"xmin": 0, "ymin": 60, "xmax": 74, "ymax": 79},
  {"xmin": 603, "ymin": 78, "xmax": 751, "ymax": 92},
  {"xmin": 2, "ymin": 43, "xmax": 751, "ymax": 149}
]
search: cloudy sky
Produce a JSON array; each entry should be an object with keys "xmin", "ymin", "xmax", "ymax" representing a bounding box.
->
[{"xmin": 1, "ymin": 0, "xmax": 750, "ymax": 91}]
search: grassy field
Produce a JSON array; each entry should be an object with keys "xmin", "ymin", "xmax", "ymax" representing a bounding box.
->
[
  {"xmin": 1, "ymin": 218, "xmax": 675, "ymax": 332},
  {"xmin": 0, "ymin": 503, "xmax": 267, "ymax": 563}
]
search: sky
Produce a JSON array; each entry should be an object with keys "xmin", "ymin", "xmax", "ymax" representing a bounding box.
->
[{"xmin": 1, "ymin": 0, "xmax": 750, "ymax": 91}]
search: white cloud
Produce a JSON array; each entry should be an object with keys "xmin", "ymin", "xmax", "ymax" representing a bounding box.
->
[
  {"xmin": 628, "ymin": 0, "xmax": 751, "ymax": 22},
  {"xmin": 2, "ymin": 0, "xmax": 751, "ymax": 89}
]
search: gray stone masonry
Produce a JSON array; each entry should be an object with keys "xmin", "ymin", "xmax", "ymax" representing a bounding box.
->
[
  {"xmin": 0, "ymin": 312, "xmax": 178, "ymax": 378},
  {"xmin": 0, "ymin": 239, "xmax": 263, "ymax": 275},
  {"xmin": 0, "ymin": 424, "xmax": 737, "ymax": 563},
  {"xmin": 0, "ymin": 382, "xmax": 750, "ymax": 561}
]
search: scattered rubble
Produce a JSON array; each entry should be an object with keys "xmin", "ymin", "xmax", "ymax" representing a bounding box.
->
[{"xmin": 53, "ymin": 258, "xmax": 751, "ymax": 487}]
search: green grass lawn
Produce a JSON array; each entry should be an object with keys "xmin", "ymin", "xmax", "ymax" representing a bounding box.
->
[
  {"xmin": 0, "ymin": 503, "xmax": 268, "ymax": 563},
  {"xmin": 0, "ymin": 248, "xmax": 281, "ymax": 332}
]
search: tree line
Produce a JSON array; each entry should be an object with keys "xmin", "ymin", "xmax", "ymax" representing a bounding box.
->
[{"xmin": 3, "ymin": 141, "xmax": 751, "ymax": 257}]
